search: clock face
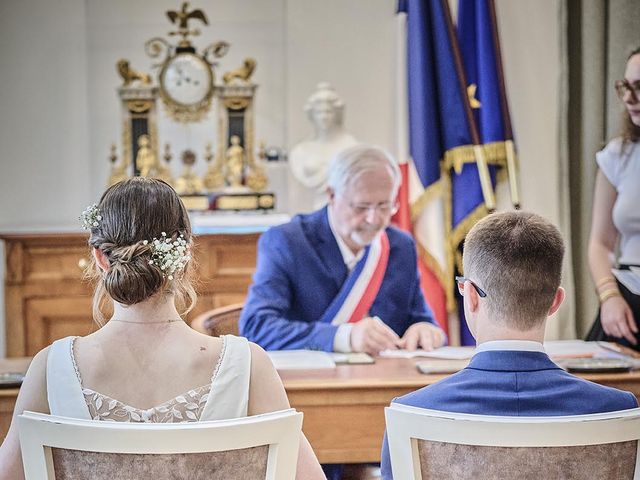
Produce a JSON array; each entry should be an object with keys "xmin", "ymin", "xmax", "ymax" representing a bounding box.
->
[{"xmin": 160, "ymin": 53, "xmax": 212, "ymax": 106}]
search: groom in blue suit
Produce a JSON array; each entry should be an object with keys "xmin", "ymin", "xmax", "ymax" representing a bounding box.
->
[
  {"xmin": 380, "ymin": 211, "xmax": 638, "ymax": 479},
  {"xmin": 240, "ymin": 144, "xmax": 445, "ymax": 355}
]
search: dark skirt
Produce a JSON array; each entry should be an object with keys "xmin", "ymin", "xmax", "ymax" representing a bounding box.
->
[{"xmin": 586, "ymin": 268, "xmax": 640, "ymax": 351}]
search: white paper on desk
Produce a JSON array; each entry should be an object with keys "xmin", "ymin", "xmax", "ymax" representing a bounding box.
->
[
  {"xmin": 543, "ymin": 340, "xmax": 606, "ymax": 358},
  {"xmin": 267, "ymin": 350, "xmax": 336, "ymax": 369},
  {"xmin": 613, "ymin": 268, "xmax": 640, "ymax": 295},
  {"xmin": 380, "ymin": 346, "xmax": 475, "ymax": 360}
]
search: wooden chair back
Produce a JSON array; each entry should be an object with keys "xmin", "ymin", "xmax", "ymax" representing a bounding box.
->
[
  {"xmin": 19, "ymin": 409, "xmax": 302, "ymax": 480},
  {"xmin": 190, "ymin": 303, "xmax": 244, "ymax": 337},
  {"xmin": 385, "ymin": 403, "xmax": 640, "ymax": 480}
]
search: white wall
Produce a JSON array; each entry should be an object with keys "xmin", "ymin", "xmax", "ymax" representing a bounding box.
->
[
  {"xmin": 285, "ymin": 0, "xmax": 397, "ymax": 151},
  {"xmin": 496, "ymin": 0, "xmax": 563, "ymax": 222},
  {"xmin": 495, "ymin": 0, "xmax": 571, "ymax": 339},
  {"xmin": 0, "ymin": 0, "xmax": 91, "ymax": 357},
  {"xmin": 0, "ymin": 0, "xmax": 90, "ymax": 228},
  {"xmin": 0, "ymin": 1, "xmax": 567, "ymax": 354}
]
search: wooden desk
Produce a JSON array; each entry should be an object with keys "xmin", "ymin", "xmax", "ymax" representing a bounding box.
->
[
  {"xmin": 280, "ymin": 357, "xmax": 447, "ymax": 463},
  {"xmin": 2, "ymin": 357, "xmax": 640, "ymax": 463},
  {"xmin": 280, "ymin": 358, "xmax": 640, "ymax": 463}
]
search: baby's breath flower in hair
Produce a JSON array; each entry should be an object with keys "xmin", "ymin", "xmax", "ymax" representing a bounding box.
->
[
  {"xmin": 149, "ymin": 232, "xmax": 190, "ymax": 280},
  {"xmin": 79, "ymin": 204, "xmax": 102, "ymax": 230}
]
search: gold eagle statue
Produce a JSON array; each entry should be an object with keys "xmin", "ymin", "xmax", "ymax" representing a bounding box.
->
[{"xmin": 166, "ymin": 2, "xmax": 208, "ymax": 30}]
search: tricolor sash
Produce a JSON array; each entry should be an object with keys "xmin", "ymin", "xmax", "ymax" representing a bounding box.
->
[{"xmin": 319, "ymin": 231, "xmax": 390, "ymax": 326}]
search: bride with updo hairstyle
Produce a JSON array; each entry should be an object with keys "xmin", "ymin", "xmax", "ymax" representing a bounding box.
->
[
  {"xmin": 87, "ymin": 177, "xmax": 196, "ymax": 324},
  {"xmin": 0, "ymin": 178, "xmax": 324, "ymax": 480}
]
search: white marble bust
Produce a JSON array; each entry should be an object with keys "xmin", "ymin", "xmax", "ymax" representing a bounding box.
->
[{"xmin": 289, "ymin": 83, "xmax": 358, "ymax": 212}]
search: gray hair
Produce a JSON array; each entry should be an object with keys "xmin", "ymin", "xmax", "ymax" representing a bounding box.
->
[{"xmin": 327, "ymin": 144, "xmax": 401, "ymax": 195}]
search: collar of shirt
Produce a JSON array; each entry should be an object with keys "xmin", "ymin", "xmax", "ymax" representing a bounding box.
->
[
  {"xmin": 327, "ymin": 207, "xmax": 364, "ymax": 271},
  {"xmin": 475, "ymin": 340, "xmax": 545, "ymax": 354}
]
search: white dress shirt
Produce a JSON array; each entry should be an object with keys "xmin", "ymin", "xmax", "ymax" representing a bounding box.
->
[
  {"xmin": 474, "ymin": 340, "xmax": 545, "ymax": 354},
  {"xmin": 328, "ymin": 209, "xmax": 364, "ymax": 353}
]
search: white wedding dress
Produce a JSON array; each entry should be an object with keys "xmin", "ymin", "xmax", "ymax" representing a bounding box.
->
[{"xmin": 46, "ymin": 334, "xmax": 251, "ymax": 422}]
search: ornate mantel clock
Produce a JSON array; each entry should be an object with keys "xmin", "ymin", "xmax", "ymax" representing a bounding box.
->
[
  {"xmin": 145, "ymin": 2, "xmax": 229, "ymax": 123},
  {"xmin": 108, "ymin": 1, "xmax": 272, "ymax": 207}
]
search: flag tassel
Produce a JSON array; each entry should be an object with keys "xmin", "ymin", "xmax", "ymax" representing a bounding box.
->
[
  {"xmin": 472, "ymin": 145, "xmax": 496, "ymax": 211},
  {"xmin": 505, "ymin": 139, "xmax": 520, "ymax": 209}
]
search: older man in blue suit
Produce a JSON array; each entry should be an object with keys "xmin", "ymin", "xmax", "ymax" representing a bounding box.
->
[
  {"xmin": 240, "ymin": 144, "xmax": 445, "ymax": 355},
  {"xmin": 240, "ymin": 144, "xmax": 446, "ymax": 480},
  {"xmin": 380, "ymin": 211, "xmax": 639, "ymax": 479}
]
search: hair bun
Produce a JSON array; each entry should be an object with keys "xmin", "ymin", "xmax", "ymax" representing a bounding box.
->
[{"xmin": 103, "ymin": 242, "xmax": 164, "ymax": 305}]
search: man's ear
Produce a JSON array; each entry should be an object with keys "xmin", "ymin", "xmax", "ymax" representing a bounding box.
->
[
  {"xmin": 465, "ymin": 281, "xmax": 481, "ymax": 314},
  {"xmin": 461, "ymin": 280, "xmax": 481, "ymax": 341},
  {"xmin": 93, "ymin": 248, "xmax": 109, "ymax": 272},
  {"xmin": 547, "ymin": 287, "xmax": 565, "ymax": 317},
  {"xmin": 327, "ymin": 187, "xmax": 336, "ymax": 204}
]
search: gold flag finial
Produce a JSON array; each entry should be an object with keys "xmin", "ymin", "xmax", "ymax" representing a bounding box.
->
[{"xmin": 467, "ymin": 84, "xmax": 481, "ymax": 109}]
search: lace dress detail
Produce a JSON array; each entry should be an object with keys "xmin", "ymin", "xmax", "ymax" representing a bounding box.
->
[
  {"xmin": 69, "ymin": 336, "xmax": 228, "ymax": 423},
  {"xmin": 81, "ymin": 385, "xmax": 211, "ymax": 423}
]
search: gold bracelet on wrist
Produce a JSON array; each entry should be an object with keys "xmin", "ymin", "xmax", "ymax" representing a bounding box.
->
[
  {"xmin": 599, "ymin": 288, "xmax": 622, "ymax": 304},
  {"xmin": 595, "ymin": 276, "xmax": 616, "ymax": 289}
]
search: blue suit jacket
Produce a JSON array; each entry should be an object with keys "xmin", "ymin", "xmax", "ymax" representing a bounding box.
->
[
  {"xmin": 239, "ymin": 207, "xmax": 436, "ymax": 351},
  {"xmin": 380, "ymin": 350, "xmax": 639, "ymax": 479}
]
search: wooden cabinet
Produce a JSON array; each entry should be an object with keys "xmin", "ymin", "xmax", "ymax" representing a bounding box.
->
[{"xmin": 1, "ymin": 232, "xmax": 260, "ymax": 357}]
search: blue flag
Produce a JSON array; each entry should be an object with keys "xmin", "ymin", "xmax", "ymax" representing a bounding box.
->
[
  {"xmin": 399, "ymin": 0, "xmax": 516, "ymax": 345},
  {"xmin": 458, "ymin": 0, "xmax": 513, "ymax": 144},
  {"xmin": 455, "ymin": 0, "xmax": 515, "ymax": 344},
  {"xmin": 400, "ymin": 0, "xmax": 478, "ymax": 190},
  {"xmin": 399, "ymin": 0, "xmax": 492, "ymax": 342}
]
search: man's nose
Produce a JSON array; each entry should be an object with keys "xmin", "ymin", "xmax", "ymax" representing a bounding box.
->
[{"xmin": 364, "ymin": 207, "xmax": 382, "ymax": 223}]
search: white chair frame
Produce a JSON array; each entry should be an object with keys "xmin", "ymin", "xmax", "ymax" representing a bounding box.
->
[
  {"xmin": 19, "ymin": 408, "xmax": 302, "ymax": 480},
  {"xmin": 385, "ymin": 403, "xmax": 640, "ymax": 480}
]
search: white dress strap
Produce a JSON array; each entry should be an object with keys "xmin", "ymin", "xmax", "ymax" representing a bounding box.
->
[
  {"xmin": 200, "ymin": 335, "xmax": 251, "ymax": 421},
  {"xmin": 46, "ymin": 336, "xmax": 91, "ymax": 420}
]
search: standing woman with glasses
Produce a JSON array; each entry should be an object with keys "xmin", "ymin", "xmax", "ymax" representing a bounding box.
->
[
  {"xmin": 0, "ymin": 178, "xmax": 324, "ymax": 480},
  {"xmin": 586, "ymin": 47, "xmax": 640, "ymax": 350}
]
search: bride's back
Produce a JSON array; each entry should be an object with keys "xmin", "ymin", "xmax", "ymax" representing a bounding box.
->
[
  {"xmin": 73, "ymin": 323, "xmax": 224, "ymax": 410},
  {"xmin": 74, "ymin": 177, "xmax": 222, "ymax": 410}
]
